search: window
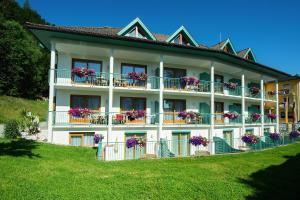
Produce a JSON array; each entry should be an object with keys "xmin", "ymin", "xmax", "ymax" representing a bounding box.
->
[
  {"xmin": 70, "ymin": 95, "xmax": 100, "ymax": 110},
  {"xmin": 164, "ymin": 67, "xmax": 186, "ymax": 78},
  {"xmin": 125, "ymin": 133, "xmax": 146, "ymax": 159},
  {"xmin": 246, "ymin": 129, "xmax": 254, "ymax": 135},
  {"xmin": 172, "ymin": 132, "xmax": 190, "ymax": 157},
  {"xmin": 120, "ymin": 97, "xmax": 146, "ymax": 111},
  {"xmin": 121, "ymin": 63, "xmax": 146, "ymax": 75},
  {"xmin": 69, "ymin": 132, "xmax": 94, "ymax": 147},
  {"xmin": 215, "ymin": 102, "xmax": 224, "ymax": 113},
  {"xmin": 171, "ymin": 33, "xmax": 190, "ymax": 46},
  {"xmin": 125, "ymin": 26, "xmax": 147, "ymax": 39},
  {"xmin": 223, "ymin": 130, "xmax": 233, "ymax": 146},
  {"xmin": 72, "ymin": 59, "xmax": 102, "ymax": 74},
  {"xmin": 163, "ymin": 99, "xmax": 186, "ymax": 112}
]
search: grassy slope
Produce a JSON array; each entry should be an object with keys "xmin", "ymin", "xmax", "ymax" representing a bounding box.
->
[
  {"xmin": 0, "ymin": 139, "xmax": 299, "ymax": 200},
  {"xmin": 0, "ymin": 96, "xmax": 48, "ymax": 123}
]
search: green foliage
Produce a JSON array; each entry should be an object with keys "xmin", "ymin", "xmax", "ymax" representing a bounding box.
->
[
  {"xmin": 0, "ymin": 0, "xmax": 50, "ymax": 99},
  {"xmin": 19, "ymin": 109, "xmax": 40, "ymax": 135},
  {"xmin": 4, "ymin": 120, "xmax": 20, "ymax": 139},
  {"xmin": 0, "ymin": 139, "xmax": 299, "ymax": 199},
  {"xmin": 0, "ymin": 95, "xmax": 48, "ymax": 123}
]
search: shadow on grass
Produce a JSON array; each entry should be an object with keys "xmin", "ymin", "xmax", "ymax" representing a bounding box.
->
[
  {"xmin": 240, "ymin": 153, "xmax": 300, "ymax": 199},
  {"xmin": 0, "ymin": 139, "xmax": 40, "ymax": 158}
]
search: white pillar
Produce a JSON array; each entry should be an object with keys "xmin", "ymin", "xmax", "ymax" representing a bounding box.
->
[
  {"xmin": 241, "ymin": 74, "xmax": 245, "ymax": 136},
  {"xmin": 158, "ymin": 56, "xmax": 164, "ymax": 141},
  {"xmin": 261, "ymin": 78, "xmax": 264, "ymax": 136},
  {"xmin": 276, "ymin": 81, "xmax": 280, "ymax": 133},
  {"xmin": 107, "ymin": 49, "xmax": 114, "ymax": 143},
  {"xmin": 48, "ymin": 42, "xmax": 56, "ymax": 143},
  {"xmin": 210, "ymin": 62, "xmax": 215, "ymax": 154}
]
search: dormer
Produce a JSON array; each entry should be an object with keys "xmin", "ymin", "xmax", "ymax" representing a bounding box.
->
[
  {"xmin": 117, "ymin": 18, "xmax": 156, "ymax": 41},
  {"xmin": 166, "ymin": 26, "xmax": 198, "ymax": 46},
  {"xmin": 211, "ymin": 38, "xmax": 237, "ymax": 55},
  {"xmin": 238, "ymin": 48, "xmax": 256, "ymax": 62}
]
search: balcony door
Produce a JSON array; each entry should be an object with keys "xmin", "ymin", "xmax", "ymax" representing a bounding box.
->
[
  {"xmin": 70, "ymin": 95, "xmax": 101, "ymax": 123},
  {"xmin": 172, "ymin": 132, "xmax": 190, "ymax": 157},
  {"xmin": 214, "ymin": 102, "xmax": 224, "ymax": 124},
  {"xmin": 72, "ymin": 59, "xmax": 102, "ymax": 83},
  {"xmin": 125, "ymin": 133, "xmax": 146, "ymax": 160},
  {"xmin": 163, "ymin": 99, "xmax": 186, "ymax": 123},
  {"xmin": 121, "ymin": 63, "xmax": 147, "ymax": 87},
  {"xmin": 163, "ymin": 68, "xmax": 186, "ymax": 89},
  {"xmin": 120, "ymin": 97, "xmax": 146, "ymax": 123},
  {"xmin": 214, "ymin": 74, "xmax": 224, "ymax": 93}
]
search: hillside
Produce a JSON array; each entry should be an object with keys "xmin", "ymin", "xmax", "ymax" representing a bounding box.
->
[
  {"xmin": 0, "ymin": 139, "xmax": 299, "ymax": 199},
  {"xmin": 0, "ymin": 96, "xmax": 48, "ymax": 123}
]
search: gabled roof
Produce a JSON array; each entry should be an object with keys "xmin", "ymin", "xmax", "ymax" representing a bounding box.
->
[
  {"xmin": 166, "ymin": 26, "xmax": 198, "ymax": 46},
  {"xmin": 211, "ymin": 38, "xmax": 237, "ymax": 55},
  {"xmin": 238, "ymin": 48, "xmax": 256, "ymax": 62},
  {"xmin": 117, "ymin": 17, "xmax": 156, "ymax": 41}
]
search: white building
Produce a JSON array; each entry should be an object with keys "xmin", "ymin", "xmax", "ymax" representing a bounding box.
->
[{"xmin": 26, "ymin": 18, "xmax": 289, "ymax": 160}]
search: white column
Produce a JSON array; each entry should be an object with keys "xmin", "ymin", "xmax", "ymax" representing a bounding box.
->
[
  {"xmin": 261, "ymin": 78, "xmax": 264, "ymax": 136},
  {"xmin": 210, "ymin": 62, "xmax": 215, "ymax": 154},
  {"xmin": 241, "ymin": 74, "xmax": 245, "ymax": 136},
  {"xmin": 276, "ymin": 81, "xmax": 280, "ymax": 133},
  {"xmin": 158, "ymin": 56, "xmax": 164, "ymax": 142},
  {"xmin": 107, "ymin": 49, "xmax": 114, "ymax": 143},
  {"xmin": 48, "ymin": 42, "xmax": 56, "ymax": 143}
]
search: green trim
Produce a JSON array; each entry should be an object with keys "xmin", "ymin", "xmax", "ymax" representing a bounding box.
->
[
  {"xmin": 246, "ymin": 128, "xmax": 254, "ymax": 131},
  {"xmin": 243, "ymin": 48, "xmax": 256, "ymax": 62},
  {"xmin": 166, "ymin": 26, "xmax": 198, "ymax": 46},
  {"xmin": 172, "ymin": 131, "xmax": 190, "ymax": 134},
  {"xmin": 125, "ymin": 131, "xmax": 146, "ymax": 135},
  {"xmin": 221, "ymin": 39, "xmax": 237, "ymax": 55},
  {"xmin": 117, "ymin": 18, "xmax": 156, "ymax": 41},
  {"xmin": 26, "ymin": 27, "xmax": 290, "ymax": 78},
  {"xmin": 223, "ymin": 129, "xmax": 234, "ymax": 132}
]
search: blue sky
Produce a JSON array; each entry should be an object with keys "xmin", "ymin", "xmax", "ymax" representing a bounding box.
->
[{"xmin": 18, "ymin": 0, "xmax": 300, "ymax": 75}]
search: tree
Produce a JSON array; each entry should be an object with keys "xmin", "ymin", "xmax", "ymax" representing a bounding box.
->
[{"xmin": 0, "ymin": 20, "xmax": 45, "ymax": 98}]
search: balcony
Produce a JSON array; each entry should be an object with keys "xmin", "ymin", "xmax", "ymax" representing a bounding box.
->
[
  {"xmin": 265, "ymin": 91, "xmax": 276, "ymax": 101},
  {"xmin": 245, "ymin": 87, "xmax": 261, "ymax": 99},
  {"xmin": 245, "ymin": 114, "xmax": 262, "ymax": 124},
  {"xmin": 113, "ymin": 73, "xmax": 159, "ymax": 89},
  {"xmin": 264, "ymin": 114, "xmax": 277, "ymax": 124},
  {"xmin": 214, "ymin": 82, "xmax": 242, "ymax": 96},
  {"xmin": 163, "ymin": 77, "xmax": 210, "ymax": 92},
  {"xmin": 53, "ymin": 69, "xmax": 109, "ymax": 86},
  {"xmin": 214, "ymin": 113, "xmax": 243, "ymax": 125},
  {"xmin": 51, "ymin": 111, "xmax": 158, "ymax": 126},
  {"xmin": 163, "ymin": 111, "xmax": 210, "ymax": 125}
]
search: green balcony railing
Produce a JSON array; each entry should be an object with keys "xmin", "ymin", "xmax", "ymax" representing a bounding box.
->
[
  {"xmin": 164, "ymin": 77, "xmax": 210, "ymax": 92},
  {"xmin": 113, "ymin": 73, "xmax": 159, "ymax": 89}
]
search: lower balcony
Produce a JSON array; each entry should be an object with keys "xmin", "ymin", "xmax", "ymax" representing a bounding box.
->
[
  {"xmin": 214, "ymin": 113, "xmax": 243, "ymax": 125},
  {"xmin": 113, "ymin": 73, "xmax": 159, "ymax": 89},
  {"xmin": 51, "ymin": 111, "xmax": 158, "ymax": 126}
]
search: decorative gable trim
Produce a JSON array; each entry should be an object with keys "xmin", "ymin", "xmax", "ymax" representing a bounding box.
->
[
  {"xmin": 166, "ymin": 26, "xmax": 198, "ymax": 46},
  {"xmin": 221, "ymin": 39, "xmax": 237, "ymax": 55},
  {"xmin": 243, "ymin": 48, "xmax": 256, "ymax": 62},
  {"xmin": 117, "ymin": 17, "xmax": 156, "ymax": 41}
]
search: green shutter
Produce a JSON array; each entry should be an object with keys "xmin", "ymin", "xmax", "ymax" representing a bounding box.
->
[
  {"xmin": 199, "ymin": 102, "xmax": 210, "ymax": 113},
  {"xmin": 155, "ymin": 67, "xmax": 160, "ymax": 77},
  {"xmin": 229, "ymin": 105, "xmax": 235, "ymax": 112},
  {"xmin": 199, "ymin": 72, "xmax": 210, "ymax": 81}
]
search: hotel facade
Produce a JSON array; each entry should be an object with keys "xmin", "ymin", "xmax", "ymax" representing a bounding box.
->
[{"xmin": 27, "ymin": 18, "xmax": 290, "ymax": 160}]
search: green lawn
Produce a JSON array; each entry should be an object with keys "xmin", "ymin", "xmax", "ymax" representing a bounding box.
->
[
  {"xmin": 0, "ymin": 139, "xmax": 299, "ymax": 200},
  {"xmin": 0, "ymin": 96, "xmax": 48, "ymax": 123}
]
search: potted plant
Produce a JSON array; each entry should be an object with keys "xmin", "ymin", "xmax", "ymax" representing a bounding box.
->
[
  {"xmin": 125, "ymin": 110, "xmax": 145, "ymax": 121},
  {"xmin": 242, "ymin": 134, "xmax": 259, "ymax": 145},
  {"xmin": 223, "ymin": 112, "xmax": 239, "ymax": 119},
  {"xmin": 178, "ymin": 111, "xmax": 199, "ymax": 123},
  {"xmin": 269, "ymin": 132, "xmax": 280, "ymax": 143},
  {"xmin": 72, "ymin": 67, "xmax": 95, "ymax": 78},
  {"xmin": 68, "ymin": 108, "xmax": 92, "ymax": 123},
  {"xmin": 126, "ymin": 137, "xmax": 146, "ymax": 148},
  {"xmin": 224, "ymin": 82, "xmax": 238, "ymax": 90},
  {"xmin": 252, "ymin": 113, "xmax": 261, "ymax": 122},
  {"xmin": 190, "ymin": 136, "xmax": 209, "ymax": 156},
  {"xmin": 267, "ymin": 113, "xmax": 276, "ymax": 122},
  {"xmin": 289, "ymin": 131, "xmax": 300, "ymax": 139},
  {"xmin": 127, "ymin": 72, "xmax": 148, "ymax": 86},
  {"xmin": 181, "ymin": 76, "xmax": 200, "ymax": 90},
  {"xmin": 249, "ymin": 86, "xmax": 260, "ymax": 97}
]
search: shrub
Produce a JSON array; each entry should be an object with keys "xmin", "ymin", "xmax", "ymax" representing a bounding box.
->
[{"xmin": 4, "ymin": 120, "xmax": 21, "ymax": 139}]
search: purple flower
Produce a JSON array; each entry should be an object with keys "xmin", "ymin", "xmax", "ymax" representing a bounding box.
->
[
  {"xmin": 94, "ymin": 134, "xmax": 104, "ymax": 144},
  {"xmin": 182, "ymin": 76, "xmax": 200, "ymax": 86},
  {"xmin": 125, "ymin": 110, "xmax": 145, "ymax": 120},
  {"xmin": 126, "ymin": 137, "xmax": 146, "ymax": 148},
  {"xmin": 178, "ymin": 111, "xmax": 188, "ymax": 119},
  {"xmin": 223, "ymin": 112, "xmax": 239, "ymax": 119},
  {"xmin": 68, "ymin": 108, "xmax": 92, "ymax": 117},
  {"xmin": 72, "ymin": 67, "xmax": 95, "ymax": 78},
  {"xmin": 190, "ymin": 136, "xmax": 209, "ymax": 147},
  {"xmin": 252, "ymin": 113, "xmax": 261, "ymax": 122},
  {"xmin": 128, "ymin": 72, "xmax": 148, "ymax": 80},
  {"xmin": 242, "ymin": 134, "xmax": 259, "ymax": 144},
  {"xmin": 289, "ymin": 131, "xmax": 300, "ymax": 139},
  {"xmin": 250, "ymin": 86, "xmax": 260, "ymax": 95},
  {"xmin": 269, "ymin": 132, "xmax": 280, "ymax": 141},
  {"xmin": 224, "ymin": 82, "xmax": 238, "ymax": 90},
  {"xmin": 267, "ymin": 113, "xmax": 276, "ymax": 120},
  {"xmin": 178, "ymin": 111, "xmax": 198, "ymax": 120}
]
